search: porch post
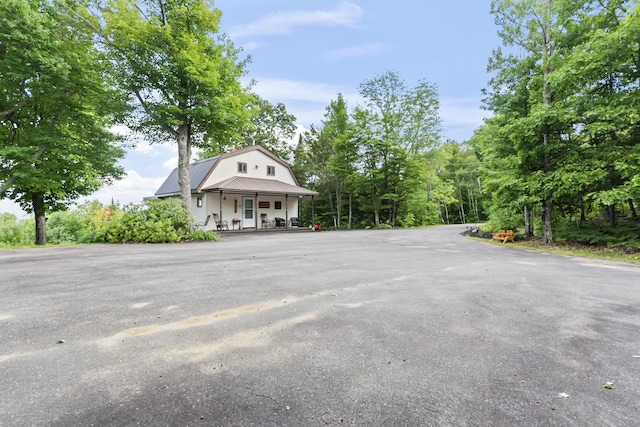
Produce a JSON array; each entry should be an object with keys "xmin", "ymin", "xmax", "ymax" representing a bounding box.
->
[
  {"xmin": 285, "ymin": 194, "xmax": 289, "ymax": 229},
  {"xmin": 219, "ymin": 191, "xmax": 223, "ymax": 229},
  {"xmin": 312, "ymin": 195, "xmax": 315, "ymax": 224},
  {"xmin": 255, "ymin": 192, "xmax": 258, "ymax": 230}
]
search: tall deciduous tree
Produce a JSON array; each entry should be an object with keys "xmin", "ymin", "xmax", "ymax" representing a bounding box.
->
[
  {"xmin": 553, "ymin": 1, "xmax": 639, "ymax": 225},
  {"xmin": 479, "ymin": 0, "xmax": 637, "ymax": 238},
  {"xmin": 489, "ymin": 0, "xmax": 582, "ymax": 243},
  {"xmin": 0, "ymin": 0, "xmax": 126, "ymax": 245},
  {"xmin": 356, "ymin": 71, "xmax": 441, "ymax": 226},
  {"xmin": 102, "ymin": 0, "xmax": 251, "ymax": 217},
  {"xmin": 201, "ymin": 95, "xmax": 297, "ymax": 161}
]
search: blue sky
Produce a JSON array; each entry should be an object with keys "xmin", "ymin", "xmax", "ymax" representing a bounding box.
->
[{"xmin": 1, "ymin": 1, "xmax": 500, "ymax": 217}]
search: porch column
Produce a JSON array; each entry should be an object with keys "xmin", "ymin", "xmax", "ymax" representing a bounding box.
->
[
  {"xmin": 285, "ymin": 194, "xmax": 289, "ymax": 229},
  {"xmin": 312, "ymin": 195, "xmax": 315, "ymax": 224},
  {"xmin": 255, "ymin": 192, "xmax": 258, "ymax": 230},
  {"xmin": 219, "ymin": 192, "xmax": 223, "ymax": 229}
]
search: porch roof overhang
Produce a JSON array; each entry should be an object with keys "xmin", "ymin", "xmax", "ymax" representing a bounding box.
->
[{"xmin": 201, "ymin": 176, "xmax": 318, "ymax": 196}]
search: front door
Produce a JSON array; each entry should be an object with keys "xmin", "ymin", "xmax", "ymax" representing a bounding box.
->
[{"xmin": 243, "ymin": 197, "xmax": 255, "ymax": 228}]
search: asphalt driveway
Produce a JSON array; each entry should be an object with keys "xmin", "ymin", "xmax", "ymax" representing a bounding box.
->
[{"xmin": 1, "ymin": 225, "xmax": 639, "ymax": 426}]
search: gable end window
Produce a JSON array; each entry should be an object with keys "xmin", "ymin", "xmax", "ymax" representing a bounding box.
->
[
  {"xmin": 238, "ymin": 162, "xmax": 247, "ymax": 173},
  {"xmin": 267, "ymin": 165, "xmax": 275, "ymax": 176}
]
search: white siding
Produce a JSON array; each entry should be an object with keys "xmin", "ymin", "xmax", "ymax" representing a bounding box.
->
[{"xmin": 201, "ymin": 150, "xmax": 297, "ymax": 188}]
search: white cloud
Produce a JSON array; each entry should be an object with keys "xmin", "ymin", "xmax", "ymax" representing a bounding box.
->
[
  {"xmin": 324, "ymin": 43, "xmax": 390, "ymax": 60},
  {"xmin": 80, "ymin": 170, "xmax": 166, "ymax": 207},
  {"xmin": 230, "ymin": 1, "xmax": 362, "ymax": 38},
  {"xmin": 0, "ymin": 170, "xmax": 165, "ymax": 218},
  {"xmin": 163, "ymin": 157, "xmax": 178, "ymax": 171},
  {"xmin": 247, "ymin": 78, "xmax": 490, "ymax": 140},
  {"xmin": 246, "ymin": 77, "xmax": 363, "ymax": 127},
  {"xmin": 239, "ymin": 41, "xmax": 265, "ymax": 52},
  {"xmin": 439, "ymin": 98, "xmax": 492, "ymax": 141},
  {"xmin": 0, "ymin": 199, "xmax": 27, "ymax": 219},
  {"xmin": 439, "ymin": 98, "xmax": 490, "ymax": 127},
  {"xmin": 249, "ymin": 77, "xmax": 359, "ymax": 104}
]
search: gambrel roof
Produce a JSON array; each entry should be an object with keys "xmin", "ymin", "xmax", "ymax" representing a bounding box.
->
[{"xmin": 154, "ymin": 145, "xmax": 317, "ymax": 197}]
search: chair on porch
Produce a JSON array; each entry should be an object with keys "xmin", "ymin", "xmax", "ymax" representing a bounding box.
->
[
  {"xmin": 260, "ymin": 214, "xmax": 273, "ymax": 228},
  {"xmin": 211, "ymin": 213, "xmax": 228, "ymax": 231},
  {"xmin": 194, "ymin": 214, "xmax": 211, "ymax": 230}
]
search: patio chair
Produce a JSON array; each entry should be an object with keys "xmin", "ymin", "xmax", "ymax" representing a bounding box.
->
[
  {"xmin": 211, "ymin": 213, "xmax": 228, "ymax": 230},
  {"xmin": 260, "ymin": 214, "xmax": 273, "ymax": 228},
  {"xmin": 289, "ymin": 217, "xmax": 300, "ymax": 227},
  {"xmin": 195, "ymin": 214, "xmax": 212, "ymax": 230}
]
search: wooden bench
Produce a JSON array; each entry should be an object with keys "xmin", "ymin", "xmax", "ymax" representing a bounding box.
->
[{"xmin": 492, "ymin": 229, "xmax": 515, "ymax": 244}]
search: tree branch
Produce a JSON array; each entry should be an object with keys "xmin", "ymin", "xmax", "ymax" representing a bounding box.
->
[{"xmin": 0, "ymin": 96, "xmax": 32, "ymax": 117}]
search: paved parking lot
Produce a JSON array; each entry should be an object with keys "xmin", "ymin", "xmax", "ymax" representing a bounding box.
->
[{"xmin": 1, "ymin": 225, "xmax": 639, "ymax": 426}]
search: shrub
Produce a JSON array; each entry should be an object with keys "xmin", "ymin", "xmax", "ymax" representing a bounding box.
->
[
  {"xmin": 191, "ymin": 229, "xmax": 219, "ymax": 241},
  {"xmin": 0, "ymin": 213, "xmax": 32, "ymax": 247},
  {"xmin": 106, "ymin": 199, "xmax": 192, "ymax": 243}
]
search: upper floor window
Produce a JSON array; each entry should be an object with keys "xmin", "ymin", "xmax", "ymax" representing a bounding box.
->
[
  {"xmin": 267, "ymin": 165, "xmax": 275, "ymax": 176},
  {"xmin": 238, "ymin": 162, "xmax": 247, "ymax": 173}
]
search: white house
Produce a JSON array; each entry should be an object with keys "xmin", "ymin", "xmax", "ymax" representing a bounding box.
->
[{"xmin": 153, "ymin": 145, "xmax": 318, "ymax": 230}]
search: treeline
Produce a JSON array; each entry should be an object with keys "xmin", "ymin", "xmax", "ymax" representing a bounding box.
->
[
  {"xmin": 471, "ymin": 0, "xmax": 639, "ymax": 244},
  {"xmin": 291, "ymin": 72, "xmax": 486, "ymax": 229},
  {"xmin": 3, "ymin": 0, "xmax": 638, "ymax": 249}
]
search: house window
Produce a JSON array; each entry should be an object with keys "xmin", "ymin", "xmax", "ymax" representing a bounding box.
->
[
  {"xmin": 196, "ymin": 197, "xmax": 202, "ymax": 208},
  {"xmin": 258, "ymin": 201, "xmax": 270, "ymax": 209},
  {"xmin": 275, "ymin": 201, "xmax": 282, "ymax": 210},
  {"xmin": 267, "ymin": 165, "xmax": 275, "ymax": 176},
  {"xmin": 238, "ymin": 162, "xmax": 247, "ymax": 173}
]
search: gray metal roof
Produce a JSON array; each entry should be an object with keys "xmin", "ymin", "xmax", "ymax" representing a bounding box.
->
[
  {"xmin": 154, "ymin": 156, "xmax": 219, "ymax": 197},
  {"xmin": 202, "ymin": 176, "xmax": 319, "ymax": 196}
]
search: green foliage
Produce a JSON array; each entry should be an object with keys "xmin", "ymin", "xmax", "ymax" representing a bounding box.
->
[
  {"xmin": 0, "ymin": 213, "xmax": 32, "ymax": 247},
  {"xmin": 0, "ymin": 199, "xmax": 220, "ymax": 247},
  {"xmin": 554, "ymin": 220, "xmax": 640, "ymax": 251},
  {"xmin": 46, "ymin": 211, "xmax": 87, "ymax": 245},
  {"xmin": 1, "ymin": 0, "xmax": 128, "ymax": 245},
  {"xmin": 294, "ymin": 72, "xmax": 452, "ymax": 229},
  {"xmin": 102, "ymin": 0, "xmax": 252, "ymax": 214},
  {"xmin": 191, "ymin": 229, "xmax": 219, "ymax": 241},
  {"xmin": 201, "ymin": 95, "xmax": 297, "ymax": 160},
  {"xmin": 477, "ymin": 0, "xmax": 639, "ymax": 244},
  {"xmin": 105, "ymin": 199, "xmax": 192, "ymax": 243}
]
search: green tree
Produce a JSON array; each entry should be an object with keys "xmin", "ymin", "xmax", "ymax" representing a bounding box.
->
[
  {"xmin": 356, "ymin": 71, "xmax": 441, "ymax": 226},
  {"xmin": 201, "ymin": 94, "xmax": 297, "ymax": 160},
  {"xmin": 324, "ymin": 94, "xmax": 357, "ymax": 228},
  {"xmin": 0, "ymin": 0, "xmax": 126, "ymax": 245},
  {"xmin": 489, "ymin": 0, "xmax": 585, "ymax": 243},
  {"xmin": 553, "ymin": 1, "xmax": 639, "ymax": 225},
  {"xmin": 102, "ymin": 0, "xmax": 252, "ymax": 217}
]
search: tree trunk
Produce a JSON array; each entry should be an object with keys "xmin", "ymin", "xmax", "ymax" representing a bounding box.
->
[
  {"xmin": 542, "ymin": 199, "xmax": 553, "ymax": 244},
  {"xmin": 372, "ymin": 185, "xmax": 380, "ymax": 227},
  {"xmin": 459, "ymin": 187, "xmax": 466, "ymax": 224},
  {"xmin": 32, "ymin": 193, "xmax": 47, "ymax": 245},
  {"xmin": 609, "ymin": 204, "xmax": 616, "ymax": 227},
  {"xmin": 335, "ymin": 186, "xmax": 341, "ymax": 228},
  {"xmin": 541, "ymin": 9, "xmax": 554, "ymax": 245},
  {"xmin": 177, "ymin": 123, "xmax": 192, "ymax": 216},
  {"xmin": 524, "ymin": 205, "xmax": 532, "ymax": 237},
  {"xmin": 348, "ymin": 192, "xmax": 352, "ymax": 229},
  {"xmin": 629, "ymin": 199, "xmax": 637, "ymax": 220}
]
